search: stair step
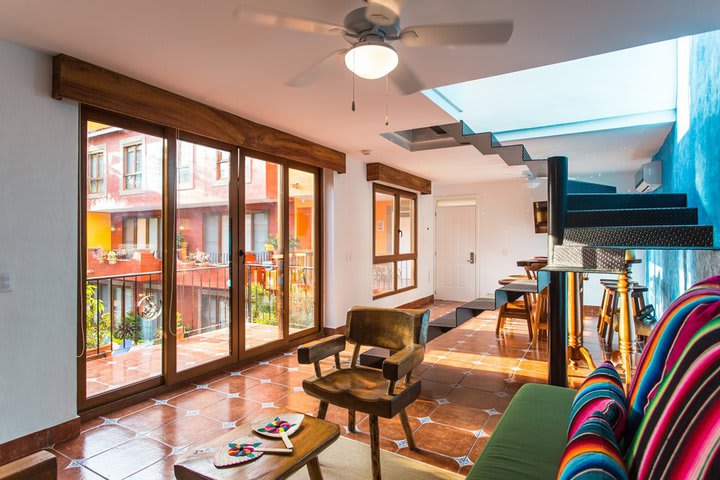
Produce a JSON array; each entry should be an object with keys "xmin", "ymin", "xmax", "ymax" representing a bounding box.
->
[
  {"xmin": 550, "ymin": 246, "xmax": 627, "ymax": 273},
  {"xmin": 563, "ymin": 225, "xmax": 714, "ymax": 248},
  {"xmin": 566, "ymin": 207, "xmax": 699, "ymax": 227},
  {"xmin": 568, "ymin": 193, "xmax": 687, "ymax": 210},
  {"xmin": 568, "ymin": 180, "xmax": 617, "ymax": 194}
]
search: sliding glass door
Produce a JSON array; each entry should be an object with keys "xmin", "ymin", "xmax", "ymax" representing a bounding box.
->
[
  {"xmin": 174, "ymin": 135, "xmax": 237, "ymax": 374},
  {"xmin": 80, "ymin": 111, "xmax": 166, "ymax": 406},
  {"xmin": 79, "ymin": 108, "xmax": 321, "ymax": 411}
]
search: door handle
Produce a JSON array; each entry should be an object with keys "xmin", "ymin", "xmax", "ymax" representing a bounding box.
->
[
  {"xmin": 468, "ymin": 252, "xmax": 475, "ymax": 264},
  {"xmin": 238, "ymin": 249, "xmax": 246, "ymax": 263}
]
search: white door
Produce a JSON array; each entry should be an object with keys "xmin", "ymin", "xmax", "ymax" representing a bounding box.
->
[{"xmin": 435, "ymin": 202, "xmax": 476, "ymax": 301}]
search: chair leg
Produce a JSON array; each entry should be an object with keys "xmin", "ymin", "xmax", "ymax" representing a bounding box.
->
[
  {"xmin": 318, "ymin": 400, "xmax": 328, "ymax": 420},
  {"xmin": 399, "ymin": 409, "xmax": 417, "ymax": 451},
  {"xmin": 495, "ymin": 309, "xmax": 503, "ymax": 337},
  {"xmin": 369, "ymin": 415, "xmax": 382, "ymax": 480},
  {"xmin": 348, "ymin": 409, "xmax": 356, "ymax": 433}
]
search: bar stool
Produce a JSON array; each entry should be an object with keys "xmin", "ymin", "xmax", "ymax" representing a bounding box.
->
[
  {"xmin": 495, "ymin": 276, "xmax": 533, "ymax": 339},
  {"xmin": 599, "ymin": 282, "xmax": 648, "ymax": 348}
]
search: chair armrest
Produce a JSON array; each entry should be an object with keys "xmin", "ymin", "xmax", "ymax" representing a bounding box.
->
[
  {"xmin": 383, "ymin": 344, "xmax": 425, "ymax": 382},
  {"xmin": 297, "ymin": 334, "xmax": 346, "ymax": 365}
]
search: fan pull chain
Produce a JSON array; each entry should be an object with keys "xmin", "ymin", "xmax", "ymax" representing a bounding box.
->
[
  {"xmin": 351, "ymin": 49, "xmax": 356, "ymax": 112},
  {"xmin": 385, "ymin": 74, "xmax": 390, "ymax": 126}
]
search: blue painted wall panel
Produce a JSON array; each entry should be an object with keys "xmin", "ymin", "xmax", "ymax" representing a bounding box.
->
[{"xmin": 647, "ymin": 30, "xmax": 720, "ymax": 312}]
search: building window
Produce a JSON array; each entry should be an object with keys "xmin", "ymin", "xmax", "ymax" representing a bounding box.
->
[
  {"xmin": 245, "ymin": 211, "xmax": 270, "ymax": 255},
  {"xmin": 216, "ymin": 150, "xmax": 230, "ymax": 181},
  {"xmin": 88, "ymin": 150, "xmax": 105, "ymax": 194},
  {"xmin": 177, "ymin": 141, "xmax": 194, "ymax": 189},
  {"xmin": 121, "ymin": 215, "xmax": 160, "ymax": 255},
  {"xmin": 123, "ymin": 143, "xmax": 143, "ymax": 190},
  {"xmin": 372, "ymin": 184, "xmax": 417, "ymax": 298},
  {"xmin": 204, "ymin": 213, "xmax": 230, "ymax": 264}
]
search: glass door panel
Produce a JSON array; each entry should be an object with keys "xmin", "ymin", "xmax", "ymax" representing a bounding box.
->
[
  {"xmin": 289, "ymin": 168, "xmax": 317, "ymax": 334},
  {"xmin": 244, "ymin": 157, "xmax": 284, "ymax": 349},
  {"xmin": 84, "ymin": 120, "xmax": 164, "ymax": 398},
  {"xmin": 175, "ymin": 139, "xmax": 232, "ymax": 371}
]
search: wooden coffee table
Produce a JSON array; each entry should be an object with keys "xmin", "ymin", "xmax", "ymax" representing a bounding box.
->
[{"xmin": 174, "ymin": 411, "xmax": 340, "ymax": 480}]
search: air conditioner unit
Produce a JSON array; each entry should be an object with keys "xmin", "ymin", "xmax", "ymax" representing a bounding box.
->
[{"xmin": 635, "ymin": 161, "xmax": 662, "ymax": 193}]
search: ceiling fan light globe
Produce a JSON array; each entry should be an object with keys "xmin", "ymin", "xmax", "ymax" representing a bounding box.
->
[{"xmin": 345, "ymin": 42, "xmax": 399, "ymax": 80}]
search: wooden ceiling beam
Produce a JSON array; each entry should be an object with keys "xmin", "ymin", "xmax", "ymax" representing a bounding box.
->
[
  {"xmin": 366, "ymin": 162, "xmax": 431, "ymax": 194},
  {"xmin": 52, "ymin": 55, "xmax": 346, "ymax": 173}
]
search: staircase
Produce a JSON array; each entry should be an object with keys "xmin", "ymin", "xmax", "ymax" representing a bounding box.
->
[{"xmin": 548, "ymin": 190, "xmax": 715, "ymax": 273}]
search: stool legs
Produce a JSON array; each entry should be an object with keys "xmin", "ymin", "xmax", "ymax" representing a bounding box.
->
[{"xmin": 616, "ymin": 253, "xmax": 637, "ymax": 389}]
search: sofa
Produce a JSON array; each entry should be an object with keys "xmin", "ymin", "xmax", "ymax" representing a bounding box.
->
[{"xmin": 465, "ymin": 275, "xmax": 720, "ymax": 479}]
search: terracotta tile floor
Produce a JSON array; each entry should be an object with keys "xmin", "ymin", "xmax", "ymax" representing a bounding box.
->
[
  {"xmin": 55, "ymin": 300, "xmax": 609, "ymax": 479},
  {"xmin": 86, "ymin": 323, "xmax": 281, "ymax": 397}
]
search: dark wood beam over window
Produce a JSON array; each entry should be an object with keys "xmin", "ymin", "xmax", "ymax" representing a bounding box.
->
[
  {"xmin": 52, "ymin": 55, "xmax": 346, "ymax": 173},
  {"xmin": 366, "ymin": 162, "xmax": 431, "ymax": 194}
]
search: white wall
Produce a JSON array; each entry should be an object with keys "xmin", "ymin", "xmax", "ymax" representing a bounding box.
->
[
  {"xmin": 433, "ymin": 178, "xmax": 547, "ymax": 299},
  {"xmin": 323, "ymin": 157, "xmax": 434, "ymax": 329},
  {"xmin": 0, "ymin": 40, "xmax": 78, "ymax": 443},
  {"xmin": 432, "ymin": 171, "xmax": 644, "ymax": 307}
]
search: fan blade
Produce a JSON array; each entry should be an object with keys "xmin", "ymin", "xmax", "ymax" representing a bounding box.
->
[
  {"xmin": 400, "ymin": 21, "xmax": 513, "ymax": 46},
  {"xmin": 233, "ymin": 7, "xmax": 348, "ymax": 36},
  {"xmin": 365, "ymin": 0, "xmax": 406, "ymax": 26},
  {"xmin": 286, "ymin": 49, "xmax": 349, "ymax": 87},
  {"xmin": 390, "ymin": 59, "xmax": 424, "ymax": 95}
]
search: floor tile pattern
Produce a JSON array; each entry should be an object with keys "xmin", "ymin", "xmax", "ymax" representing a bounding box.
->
[{"xmin": 55, "ymin": 300, "xmax": 607, "ymax": 479}]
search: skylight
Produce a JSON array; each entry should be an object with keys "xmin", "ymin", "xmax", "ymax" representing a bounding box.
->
[{"xmin": 423, "ymin": 39, "xmax": 679, "ymax": 139}]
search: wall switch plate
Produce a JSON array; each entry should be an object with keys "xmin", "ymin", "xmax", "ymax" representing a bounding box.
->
[{"xmin": 0, "ymin": 272, "xmax": 14, "ymax": 292}]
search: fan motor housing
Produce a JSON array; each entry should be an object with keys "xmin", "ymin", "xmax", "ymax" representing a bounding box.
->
[{"xmin": 343, "ymin": 7, "xmax": 400, "ymax": 42}]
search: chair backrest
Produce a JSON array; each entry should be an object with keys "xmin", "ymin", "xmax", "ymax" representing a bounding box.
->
[{"xmin": 345, "ymin": 307, "xmax": 429, "ymax": 351}]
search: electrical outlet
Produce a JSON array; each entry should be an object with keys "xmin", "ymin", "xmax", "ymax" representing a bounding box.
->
[{"xmin": 0, "ymin": 272, "xmax": 14, "ymax": 293}]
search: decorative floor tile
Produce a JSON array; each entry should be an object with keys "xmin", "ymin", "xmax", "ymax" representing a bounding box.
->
[{"xmin": 58, "ymin": 303, "xmax": 609, "ymax": 478}]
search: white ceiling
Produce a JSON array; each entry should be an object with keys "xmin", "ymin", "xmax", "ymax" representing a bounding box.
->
[{"xmin": 1, "ymin": 0, "xmax": 718, "ymax": 183}]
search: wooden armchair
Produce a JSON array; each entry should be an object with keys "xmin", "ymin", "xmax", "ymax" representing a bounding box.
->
[{"xmin": 298, "ymin": 307, "xmax": 429, "ymax": 480}]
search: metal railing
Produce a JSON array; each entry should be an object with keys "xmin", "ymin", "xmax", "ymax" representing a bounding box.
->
[{"xmin": 85, "ymin": 253, "xmax": 315, "ymax": 359}]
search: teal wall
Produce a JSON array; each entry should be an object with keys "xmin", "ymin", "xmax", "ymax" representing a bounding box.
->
[{"xmin": 647, "ymin": 30, "xmax": 720, "ymax": 313}]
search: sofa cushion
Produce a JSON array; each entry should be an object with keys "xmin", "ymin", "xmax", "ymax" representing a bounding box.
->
[
  {"xmin": 626, "ymin": 315, "xmax": 720, "ymax": 479},
  {"xmin": 626, "ymin": 275, "xmax": 720, "ymax": 439},
  {"xmin": 558, "ymin": 409, "xmax": 628, "ymax": 480},
  {"xmin": 568, "ymin": 361, "xmax": 626, "ymax": 442},
  {"xmin": 467, "ymin": 383, "xmax": 575, "ymax": 480}
]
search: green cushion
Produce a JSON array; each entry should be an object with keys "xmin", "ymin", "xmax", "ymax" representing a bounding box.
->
[{"xmin": 466, "ymin": 383, "xmax": 576, "ymax": 480}]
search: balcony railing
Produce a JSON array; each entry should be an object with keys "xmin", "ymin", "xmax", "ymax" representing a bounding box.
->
[{"xmin": 85, "ymin": 251, "xmax": 315, "ymax": 359}]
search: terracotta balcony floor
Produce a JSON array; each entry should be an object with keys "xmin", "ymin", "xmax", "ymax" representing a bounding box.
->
[
  {"xmin": 86, "ymin": 323, "xmax": 282, "ymax": 397},
  {"xmin": 60, "ymin": 302, "xmax": 607, "ymax": 479}
]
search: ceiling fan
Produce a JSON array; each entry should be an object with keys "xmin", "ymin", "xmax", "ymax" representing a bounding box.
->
[{"xmin": 234, "ymin": 0, "xmax": 513, "ymax": 95}]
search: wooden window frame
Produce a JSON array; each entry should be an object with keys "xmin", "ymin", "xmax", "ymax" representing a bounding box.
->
[
  {"xmin": 372, "ymin": 183, "xmax": 418, "ymax": 299},
  {"xmin": 78, "ymin": 105, "xmax": 324, "ymax": 416}
]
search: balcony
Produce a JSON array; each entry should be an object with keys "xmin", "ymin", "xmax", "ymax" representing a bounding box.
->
[{"xmin": 85, "ymin": 252, "xmax": 314, "ymax": 397}]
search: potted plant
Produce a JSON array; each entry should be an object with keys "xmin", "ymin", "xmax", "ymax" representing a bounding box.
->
[
  {"xmin": 193, "ymin": 249, "xmax": 210, "ymax": 267},
  {"xmin": 107, "ymin": 250, "xmax": 118, "ymax": 264},
  {"xmin": 86, "ymin": 284, "xmax": 112, "ymax": 355},
  {"xmin": 113, "ymin": 312, "xmax": 142, "ymax": 353}
]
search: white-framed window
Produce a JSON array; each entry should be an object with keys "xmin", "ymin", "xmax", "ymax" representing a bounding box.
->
[{"xmin": 88, "ymin": 146, "xmax": 106, "ymax": 195}]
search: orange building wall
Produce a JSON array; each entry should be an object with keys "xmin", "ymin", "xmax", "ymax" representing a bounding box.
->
[{"xmin": 87, "ymin": 212, "xmax": 112, "ymax": 250}]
